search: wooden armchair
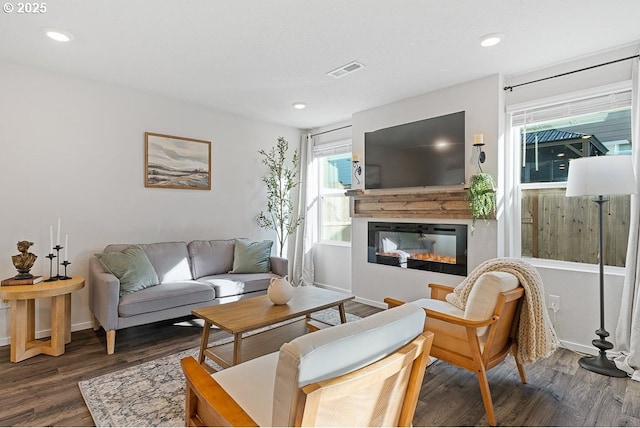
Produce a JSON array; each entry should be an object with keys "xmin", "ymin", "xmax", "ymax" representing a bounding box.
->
[
  {"xmin": 181, "ymin": 304, "xmax": 434, "ymax": 427},
  {"xmin": 385, "ymin": 272, "xmax": 526, "ymax": 426}
]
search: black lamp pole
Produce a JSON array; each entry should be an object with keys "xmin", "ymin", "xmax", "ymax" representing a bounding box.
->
[{"xmin": 578, "ymin": 195, "xmax": 627, "ymax": 377}]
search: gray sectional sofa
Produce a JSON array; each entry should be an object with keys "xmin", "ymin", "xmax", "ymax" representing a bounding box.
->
[{"xmin": 88, "ymin": 239, "xmax": 287, "ymax": 354}]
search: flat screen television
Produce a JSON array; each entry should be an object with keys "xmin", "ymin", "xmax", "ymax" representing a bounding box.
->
[{"xmin": 364, "ymin": 111, "xmax": 465, "ymax": 189}]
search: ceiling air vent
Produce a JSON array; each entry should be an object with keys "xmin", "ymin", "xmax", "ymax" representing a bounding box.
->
[{"xmin": 327, "ymin": 61, "xmax": 365, "ymax": 79}]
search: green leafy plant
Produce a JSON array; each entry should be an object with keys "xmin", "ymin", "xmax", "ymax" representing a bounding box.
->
[
  {"xmin": 467, "ymin": 172, "xmax": 496, "ymax": 232},
  {"xmin": 256, "ymin": 137, "xmax": 304, "ymax": 256}
]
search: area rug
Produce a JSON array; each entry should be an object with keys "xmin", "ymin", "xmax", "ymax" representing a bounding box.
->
[{"xmin": 78, "ymin": 308, "xmax": 360, "ymax": 427}]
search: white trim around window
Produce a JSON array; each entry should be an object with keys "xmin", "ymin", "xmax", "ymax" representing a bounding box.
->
[{"xmin": 504, "ymin": 80, "xmax": 633, "ymax": 272}]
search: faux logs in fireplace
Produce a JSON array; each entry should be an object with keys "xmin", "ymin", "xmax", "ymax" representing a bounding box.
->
[{"xmin": 367, "ymin": 222, "xmax": 467, "ymax": 276}]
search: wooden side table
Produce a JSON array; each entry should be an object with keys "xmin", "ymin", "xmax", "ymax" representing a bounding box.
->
[{"xmin": 0, "ymin": 276, "xmax": 84, "ymax": 362}]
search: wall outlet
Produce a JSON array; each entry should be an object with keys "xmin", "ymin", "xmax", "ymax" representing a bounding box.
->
[{"xmin": 549, "ymin": 295, "xmax": 560, "ymax": 312}]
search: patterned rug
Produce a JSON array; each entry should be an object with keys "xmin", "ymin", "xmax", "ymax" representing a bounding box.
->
[{"xmin": 78, "ymin": 308, "xmax": 360, "ymax": 427}]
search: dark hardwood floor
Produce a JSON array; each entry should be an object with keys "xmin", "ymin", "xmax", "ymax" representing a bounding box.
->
[{"xmin": 1, "ymin": 300, "xmax": 639, "ymax": 427}]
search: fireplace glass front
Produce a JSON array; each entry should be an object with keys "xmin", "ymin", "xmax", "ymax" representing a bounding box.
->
[{"xmin": 368, "ymin": 222, "xmax": 467, "ymax": 276}]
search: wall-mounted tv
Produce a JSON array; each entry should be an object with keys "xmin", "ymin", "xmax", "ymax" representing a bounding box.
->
[{"xmin": 364, "ymin": 111, "xmax": 465, "ymax": 189}]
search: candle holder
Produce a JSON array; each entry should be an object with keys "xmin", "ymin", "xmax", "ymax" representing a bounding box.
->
[
  {"xmin": 53, "ymin": 245, "xmax": 63, "ymax": 280},
  {"xmin": 44, "ymin": 253, "xmax": 58, "ymax": 282},
  {"xmin": 60, "ymin": 261, "xmax": 72, "ymax": 280},
  {"xmin": 352, "ymin": 160, "xmax": 362, "ymax": 185}
]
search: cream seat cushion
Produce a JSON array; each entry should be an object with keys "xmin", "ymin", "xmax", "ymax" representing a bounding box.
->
[{"xmin": 212, "ymin": 352, "xmax": 278, "ymax": 426}]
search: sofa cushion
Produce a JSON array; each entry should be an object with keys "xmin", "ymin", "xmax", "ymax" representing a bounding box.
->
[
  {"xmin": 104, "ymin": 242, "xmax": 193, "ymax": 283},
  {"xmin": 187, "ymin": 239, "xmax": 235, "ymax": 279},
  {"xmin": 138, "ymin": 242, "xmax": 193, "ymax": 283},
  {"xmin": 95, "ymin": 245, "xmax": 159, "ymax": 296},
  {"xmin": 272, "ymin": 303, "xmax": 425, "ymax": 427},
  {"xmin": 230, "ymin": 239, "xmax": 273, "ymax": 274},
  {"xmin": 197, "ymin": 272, "xmax": 276, "ymax": 298},
  {"xmin": 118, "ymin": 280, "xmax": 215, "ymax": 317}
]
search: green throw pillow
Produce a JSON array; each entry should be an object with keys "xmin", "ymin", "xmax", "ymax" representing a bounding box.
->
[
  {"xmin": 229, "ymin": 239, "xmax": 273, "ymax": 273},
  {"xmin": 95, "ymin": 245, "xmax": 159, "ymax": 296}
]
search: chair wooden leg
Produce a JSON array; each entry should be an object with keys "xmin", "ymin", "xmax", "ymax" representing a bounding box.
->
[
  {"xmin": 511, "ymin": 342, "xmax": 527, "ymax": 384},
  {"xmin": 476, "ymin": 366, "xmax": 497, "ymax": 427},
  {"xmin": 106, "ymin": 330, "xmax": 115, "ymax": 355}
]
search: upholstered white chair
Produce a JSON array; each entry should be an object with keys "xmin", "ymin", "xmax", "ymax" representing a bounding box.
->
[
  {"xmin": 181, "ymin": 304, "xmax": 434, "ymax": 427},
  {"xmin": 385, "ymin": 271, "xmax": 526, "ymax": 427}
]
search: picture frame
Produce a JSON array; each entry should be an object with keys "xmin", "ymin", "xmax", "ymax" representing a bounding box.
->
[{"xmin": 145, "ymin": 132, "xmax": 211, "ymax": 190}]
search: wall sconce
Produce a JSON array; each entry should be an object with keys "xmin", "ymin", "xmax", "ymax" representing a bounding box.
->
[
  {"xmin": 473, "ymin": 134, "xmax": 486, "ymax": 171},
  {"xmin": 352, "ymin": 154, "xmax": 362, "ymax": 185}
]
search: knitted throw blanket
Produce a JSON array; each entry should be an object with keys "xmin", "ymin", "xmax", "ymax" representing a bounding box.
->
[{"xmin": 446, "ymin": 258, "xmax": 559, "ymax": 363}]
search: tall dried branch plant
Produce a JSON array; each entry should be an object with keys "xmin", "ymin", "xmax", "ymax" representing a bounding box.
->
[{"xmin": 256, "ymin": 137, "xmax": 304, "ymax": 256}]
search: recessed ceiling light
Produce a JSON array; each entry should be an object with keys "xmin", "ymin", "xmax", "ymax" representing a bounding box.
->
[
  {"xmin": 292, "ymin": 102, "xmax": 306, "ymax": 110},
  {"xmin": 479, "ymin": 33, "xmax": 503, "ymax": 47},
  {"xmin": 43, "ymin": 27, "xmax": 73, "ymax": 42}
]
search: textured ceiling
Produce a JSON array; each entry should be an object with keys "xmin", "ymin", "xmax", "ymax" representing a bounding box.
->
[{"xmin": 1, "ymin": 0, "xmax": 639, "ymax": 129}]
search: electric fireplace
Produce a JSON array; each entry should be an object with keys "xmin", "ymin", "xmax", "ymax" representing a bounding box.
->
[{"xmin": 367, "ymin": 222, "xmax": 467, "ymax": 276}]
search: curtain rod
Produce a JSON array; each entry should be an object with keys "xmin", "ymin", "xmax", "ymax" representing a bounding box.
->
[
  {"xmin": 310, "ymin": 124, "xmax": 352, "ymax": 137},
  {"xmin": 504, "ymin": 54, "xmax": 640, "ymax": 92}
]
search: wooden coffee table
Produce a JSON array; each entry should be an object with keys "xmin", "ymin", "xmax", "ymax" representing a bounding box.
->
[{"xmin": 193, "ymin": 286, "xmax": 354, "ymax": 370}]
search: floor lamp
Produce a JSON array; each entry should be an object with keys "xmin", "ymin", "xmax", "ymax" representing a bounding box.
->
[{"xmin": 566, "ymin": 155, "xmax": 637, "ymax": 377}]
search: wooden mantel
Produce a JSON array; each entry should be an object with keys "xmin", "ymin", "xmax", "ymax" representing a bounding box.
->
[{"xmin": 347, "ymin": 188, "xmax": 472, "ymax": 219}]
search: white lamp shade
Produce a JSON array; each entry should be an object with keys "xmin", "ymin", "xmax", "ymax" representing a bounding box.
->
[{"xmin": 566, "ymin": 155, "xmax": 638, "ymax": 197}]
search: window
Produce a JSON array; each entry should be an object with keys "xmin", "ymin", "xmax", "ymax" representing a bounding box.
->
[
  {"xmin": 509, "ymin": 89, "xmax": 632, "ymax": 267},
  {"xmin": 314, "ymin": 141, "xmax": 352, "ymax": 243}
]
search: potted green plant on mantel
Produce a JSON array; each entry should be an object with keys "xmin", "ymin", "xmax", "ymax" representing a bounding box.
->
[
  {"xmin": 256, "ymin": 136, "xmax": 304, "ymax": 257},
  {"xmin": 467, "ymin": 172, "xmax": 496, "ymax": 233}
]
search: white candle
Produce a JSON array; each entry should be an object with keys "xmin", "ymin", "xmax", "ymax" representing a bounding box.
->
[
  {"xmin": 474, "ymin": 134, "xmax": 484, "ymax": 145},
  {"xmin": 49, "ymin": 225, "xmax": 53, "ymax": 253},
  {"xmin": 64, "ymin": 234, "xmax": 69, "ymax": 261},
  {"xmin": 56, "ymin": 218, "xmax": 61, "ymax": 246}
]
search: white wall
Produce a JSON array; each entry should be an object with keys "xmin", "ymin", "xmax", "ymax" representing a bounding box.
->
[
  {"xmin": 503, "ymin": 44, "xmax": 639, "ymax": 354},
  {"xmin": 351, "ymin": 74, "xmax": 503, "ymax": 307},
  {"xmin": 0, "ymin": 61, "xmax": 301, "ymax": 345}
]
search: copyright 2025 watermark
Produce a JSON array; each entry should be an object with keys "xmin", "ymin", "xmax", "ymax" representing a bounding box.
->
[{"xmin": 3, "ymin": 2, "xmax": 47, "ymax": 13}]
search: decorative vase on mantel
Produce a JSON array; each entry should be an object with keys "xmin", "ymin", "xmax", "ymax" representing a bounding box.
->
[{"xmin": 268, "ymin": 275, "xmax": 294, "ymax": 305}]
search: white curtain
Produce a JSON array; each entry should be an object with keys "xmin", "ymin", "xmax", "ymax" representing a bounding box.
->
[
  {"xmin": 615, "ymin": 54, "xmax": 640, "ymax": 380},
  {"xmin": 291, "ymin": 133, "xmax": 318, "ymax": 286}
]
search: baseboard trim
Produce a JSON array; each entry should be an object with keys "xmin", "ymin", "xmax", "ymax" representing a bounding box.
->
[
  {"xmin": 353, "ymin": 296, "xmax": 387, "ymax": 309},
  {"xmin": 312, "ymin": 281, "xmax": 350, "ymax": 294},
  {"xmin": 0, "ymin": 321, "xmax": 93, "ymax": 347},
  {"xmin": 312, "ymin": 282, "xmax": 387, "ymax": 309},
  {"xmin": 557, "ymin": 339, "xmax": 600, "ymax": 356}
]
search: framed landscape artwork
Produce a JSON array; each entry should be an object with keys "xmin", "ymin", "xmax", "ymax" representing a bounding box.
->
[{"xmin": 145, "ymin": 132, "xmax": 211, "ymax": 190}]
